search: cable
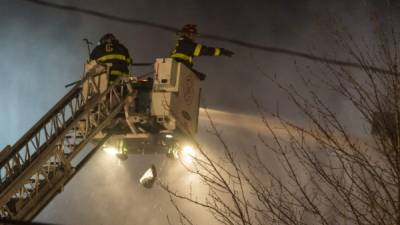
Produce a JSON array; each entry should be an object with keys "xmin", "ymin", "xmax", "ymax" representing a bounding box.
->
[
  {"xmin": 18, "ymin": 0, "xmax": 398, "ymax": 76},
  {"xmin": 19, "ymin": 0, "xmax": 179, "ymax": 33},
  {"xmin": 0, "ymin": 219, "xmax": 58, "ymax": 225}
]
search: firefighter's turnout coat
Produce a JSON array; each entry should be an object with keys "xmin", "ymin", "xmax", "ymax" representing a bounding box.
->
[
  {"xmin": 170, "ymin": 36, "xmax": 223, "ymax": 68},
  {"xmin": 90, "ymin": 40, "xmax": 132, "ymax": 82}
]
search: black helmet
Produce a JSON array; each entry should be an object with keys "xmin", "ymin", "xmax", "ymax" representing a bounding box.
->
[{"xmin": 100, "ymin": 33, "xmax": 116, "ymax": 44}]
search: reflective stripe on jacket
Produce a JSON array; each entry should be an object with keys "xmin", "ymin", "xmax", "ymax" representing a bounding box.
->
[{"xmin": 90, "ymin": 40, "xmax": 132, "ymax": 75}]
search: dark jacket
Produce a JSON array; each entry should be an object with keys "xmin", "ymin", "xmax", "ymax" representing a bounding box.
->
[
  {"xmin": 90, "ymin": 40, "xmax": 132, "ymax": 80},
  {"xmin": 170, "ymin": 36, "xmax": 222, "ymax": 68}
]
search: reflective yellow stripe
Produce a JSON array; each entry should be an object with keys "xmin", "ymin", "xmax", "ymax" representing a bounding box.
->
[
  {"xmin": 110, "ymin": 70, "xmax": 126, "ymax": 76},
  {"xmin": 214, "ymin": 48, "xmax": 221, "ymax": 56},
  {"xmin": 193, "ymin": 44, "xmax": 202, "ymax": 56},
  {"xmin": 97, "ymin": 54, "xmax": 130, "ymax": 64},
  {"xmin": 171, "ymin": 53, "xmax": 193, "ymax": 63}
]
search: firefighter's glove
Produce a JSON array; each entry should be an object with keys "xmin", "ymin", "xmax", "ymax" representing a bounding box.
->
[
  {"xmin": 221, "ymin": 48, "xmax": 234, "ymax": 57},
  {"xmin": 196, "ymin": 72, "xmax": 207, "ymax": 81}
]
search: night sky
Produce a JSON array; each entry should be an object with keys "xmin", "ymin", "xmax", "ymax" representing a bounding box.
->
[{"xmin": 0, "ymin": 0, "xmax": 395, "ymax": 224}]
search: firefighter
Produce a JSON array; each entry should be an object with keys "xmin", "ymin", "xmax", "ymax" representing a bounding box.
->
[
  {"xmin": 90, "ymin": 33, "xmax": 132, "ymax": 84},
  {"xmin": 170, "ymin": 24, "xmax": 234, "ymax": 80}
]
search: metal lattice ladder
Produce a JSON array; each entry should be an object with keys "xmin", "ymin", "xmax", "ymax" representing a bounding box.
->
[{"xmin": 0, "ymin": 71, "xmax": 134, "ymax": 220}]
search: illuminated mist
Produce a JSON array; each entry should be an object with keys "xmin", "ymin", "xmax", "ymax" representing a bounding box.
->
[{"xmin": 0, "ymin": 0, "xmax": 394, "ymax": 224}]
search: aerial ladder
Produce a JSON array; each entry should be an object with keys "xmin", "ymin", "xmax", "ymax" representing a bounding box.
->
[{"xmin": 0, "ymin": 58, "xmax": 201, "ymax": 222}]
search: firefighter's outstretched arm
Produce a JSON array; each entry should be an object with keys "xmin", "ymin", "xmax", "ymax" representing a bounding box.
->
[{"xmin": 193, "ymin": 44, "xmax": 234, "ymax": 57}]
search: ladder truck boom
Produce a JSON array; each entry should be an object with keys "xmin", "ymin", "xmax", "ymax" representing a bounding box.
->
[{"xmin": 0, "ymin": 58, "xmax": 201, "ymax": 222}]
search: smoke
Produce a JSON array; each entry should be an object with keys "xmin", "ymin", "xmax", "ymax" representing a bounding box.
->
[
  {"xmin": 0, "ymin": 0, "xmax": 85, "ymax": 147},
  {"xmin": 1, "ymin": 0, "xmax": 396, "ymax": 224}
]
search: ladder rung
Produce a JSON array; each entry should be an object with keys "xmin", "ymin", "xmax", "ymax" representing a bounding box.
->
[
  {"xmin": 65, "ymin": 135, "xmax": 83, "ymax": 139},
  {"xmin": 65, "ymin": 144, "xmax": 76, "ymax": 148},
  {"xmin": 46, "ymin": 162, "xmax": 61, "ymax": 166}
]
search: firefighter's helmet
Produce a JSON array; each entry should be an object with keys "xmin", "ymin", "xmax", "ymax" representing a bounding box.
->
[
  {"xmin": 180, "ymin": 24, "xmax": 198, "ymax": 36},
  {"xmin": 100, "ymin": 33, "xmax": 116, "ymax": 44}
]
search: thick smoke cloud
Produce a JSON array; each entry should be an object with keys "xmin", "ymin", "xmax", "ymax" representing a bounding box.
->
[{"xmin": 0, "ymin": 0, "xmax": 395, "ymax": 224}]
